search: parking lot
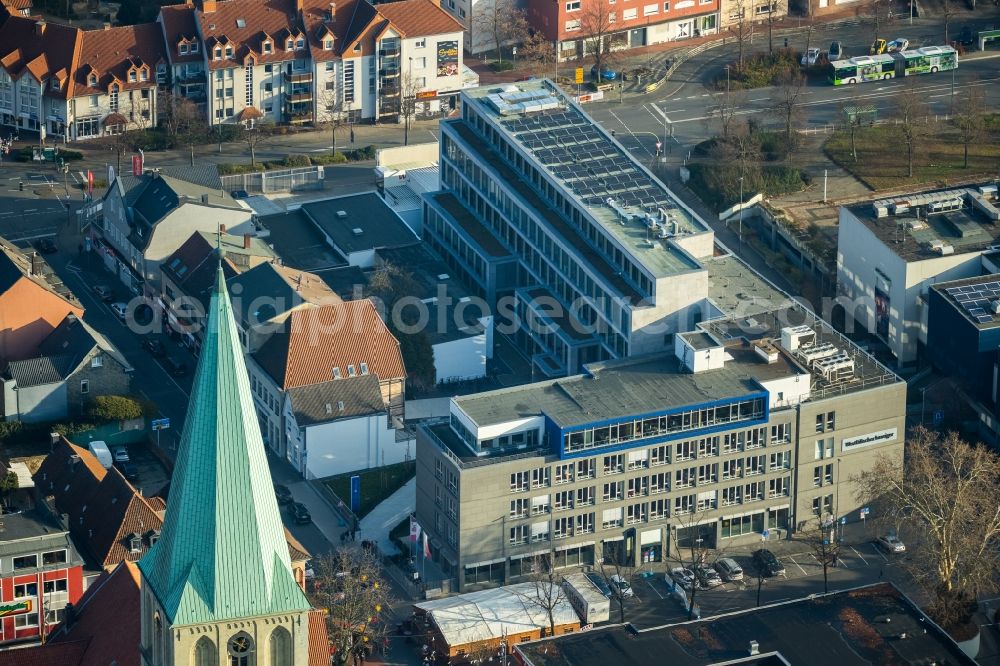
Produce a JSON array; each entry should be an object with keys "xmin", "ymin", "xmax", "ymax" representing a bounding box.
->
[{"xmin": 622, "ymin": 540, "xmax": 900, "ymax": 629}]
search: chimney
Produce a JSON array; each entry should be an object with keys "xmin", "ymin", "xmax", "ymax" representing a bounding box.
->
[
  {"xmin": 34, "ymin": 20, "xmax": 45, "ymax": 35},
  {"xmin": 748, "ymin": 641, "xmax": 760, "ymax": 656},
  {"xmin": 103, "ymin": 22, "xmax": 111, "ymax": 30},
  {"xmin": 202, "ymin": 0, "xmax": 217, "ymax": 12},
  {"xmin": 68, "ymin": 454, "xmax": 81, "ymax": 470},
  {"xmin": 219, "ymin": 224, "xmax": 227, "ymax": 234},
  {"xmin": 328, "ymin": 2, "xmax": 336, "ymax": 19},
  {"xmin": 201, "ymin": 194, "xmax": 209, "ymax": 204},
  {"xmin": 243, "ymin": 233, "xmax": 251, "ymax": 249},
  {"xmin": 29, "ymin": 252, "xmax": 42, "ymax": 276}
]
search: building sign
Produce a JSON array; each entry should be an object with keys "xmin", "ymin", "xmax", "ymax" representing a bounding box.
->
[
  {"xmin": 842, "ymin": 428, "xmax": 897, "ymax": 452},
  {"xmin": 0, "ymin": 600, "xmax": 32, "ymax": 618},
  {"xmin": 436, "ymin": 41, "xmax": 458, "ymax": 77},
  {"xmin": 416, "ymin": 90, "xmax": 437, "ymax": 100}
]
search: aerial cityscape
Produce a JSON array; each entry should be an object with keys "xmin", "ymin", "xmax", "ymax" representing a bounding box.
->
[{"xmin": 0, "ymin": 0, "xmax": 997, "ymax": 664}]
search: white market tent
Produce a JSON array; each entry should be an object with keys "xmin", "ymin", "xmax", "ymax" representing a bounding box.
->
[{"xmin": 414, "ymin": 583, "xmax": 580, "ymax": 649}]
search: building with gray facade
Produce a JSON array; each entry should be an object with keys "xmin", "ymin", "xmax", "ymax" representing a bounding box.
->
[
  {"xmin": 415, "ymin": 309, "xmax": 905, "ymax": 591},
  {"xmin": 423, "ymin": 80, "xmax": 717, "ymax": 377}
]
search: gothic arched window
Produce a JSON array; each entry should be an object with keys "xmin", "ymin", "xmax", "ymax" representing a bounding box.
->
[{"xmin": 269, "ymin": 626, "xmax": 292, "ymax": 666}]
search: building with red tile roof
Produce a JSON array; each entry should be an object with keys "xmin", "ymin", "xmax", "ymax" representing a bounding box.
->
[{"xmin": 0, "ymin": 0, "xmax": 31, "ymax": 17}]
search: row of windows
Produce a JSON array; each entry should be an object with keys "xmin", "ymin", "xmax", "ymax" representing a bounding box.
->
[{"xmin": 12, "ymin": 549, "xmax": 67, "ymax": 571}]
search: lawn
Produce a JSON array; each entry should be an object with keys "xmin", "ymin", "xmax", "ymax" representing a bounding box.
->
[
  {"xmin": 823, "ymin": 124, "xmax": 1000, "ymax": 190},
  {"xmin": 324, "ymin": 460, "xmax": 416, "ymax": 519}
]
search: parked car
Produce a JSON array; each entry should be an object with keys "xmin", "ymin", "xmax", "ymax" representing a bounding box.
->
[
  {"xmin": 274, "ymin": 484, "xmax": 293, "ymax": 505},
  {"xmin": 800, "ymin": 47, "xmax": 821, "ymax": 66},
  {"xmin": 876, "ymin": 534, "xmax": 906, "ymax": 553},
  {"xmin": 715, "ymin": 557, "xmax": 744, "ymax": 581},
  {"xmin": 164, "ymin": 356, "xmax": 188, "ymax": 377},
  {"xmin": 142, "ymin": 335, "xmax": 167, "ymax": 357},
  {"xmin": 752, "ymin": 549, "xmax": 786, "ymax": 577},
  {"xmin": 609, "ymin": 574, "xmax": 634, "ymax": 598},
  {"xmin": 828, "ymin": 41, "xmax": 844, "ymax": 61},
  {"xmin": 112, "ymin": 445, "xmax": 130, "ymax": 463},
  {"xmin": 887, "ymin": 38, "xmax": 909, "ymax": 53},
  {"xmin": 694, "ymin": 564, "xmax": 723, "ymax": 588},
  {"xmin": 586, "ymin": 572, "xmax": 613, "ymax": 597},
  {"xmin": 110, "ymin": 302, "xmax": 127, "ymax": 320},
  {"xmin": 290, "ymin": 502, "xmax": 312, "ymax": 525},
  {"xmin": 590, "ymin": 64, "xmax": 618, "ymax": 81},
  {"xmin": 34, "ymin": 238, "xmax": 57, "ymax": 254},
  {"xmin": 668, "ymin": 567, "xmax": 698, "ymax": 591},
  {"xmin": 115, "ymin": 461, "xmax": 139, "ymax": 482},
  {"xmin": 958, "ymin": 26, "xmax": 974, "ymax": 46},
  {"xmin": 93, "ymin": 285, "xmax": 115, "ymax": 302},
  {"xmin": 870, "ymin": 38, "xmax": 887, "ymax": 55}
]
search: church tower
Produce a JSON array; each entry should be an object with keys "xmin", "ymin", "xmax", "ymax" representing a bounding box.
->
[{"xmin": 138, "ymin": 266, "xmax": 313, "ymax": 666}]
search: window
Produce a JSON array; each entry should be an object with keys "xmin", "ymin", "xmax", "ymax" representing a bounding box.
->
[
  {"xmin": 575, "ymin": 486, "xmax": 595, "ymax": 506},
  {"xmin": 743, "ymin": 481, "xmax": 764, "ymax": 502},
  {"xmin": 42, "ymin": 550, "xmax": 67, "ymax": 565},
  {"xmin": 89, "ymin": 95, "xmax": 98, "ymax": 107},
  {"xmin": 674, "ymin": 494, "xmax": 694, "ymax": 515},
  {"xmin": 609, "ymin": 11, "xmax": 616, "ymax": 21},
  {"xmin": 722, "ymin": 484, "xmax": 741, "ymax": 506},
  {"xmin": 344, "ymin": 61, "xmax": 355, "ymax": 103},
  {"xmin": 675, "ymin": 440, "xmax": 694, "ymax": 461},
  {"xmin": 627, "ymin": 476, "xmax": 648, "ymax": 498},
  {"xmin": 14, "ymin": 612, "xmax": 39, "ymax": 628},
  {"xmin": 745, "ymin": 455, "xmax": 765, "ymax": 476},
  {"xmin": 190, "ymin": 43, "xmax": 199, "ymax": 53},
  {"xmin": 215, "ymin": 47, "xmax": 222, "ymax": 60},
  {"xmin": 554, "ymin": 463, "xmax": 574, "ymax": 484},
  {"xmin": 602, "ymin": 507, "xmax": 623, "ymax": 529},
  {"xmin": 13, "ymin": 554, "xmax": 38, "ymax": 570},
  {"xmin": 129, "ymin": 70, "xmax": 137, "ymax": 82},
  {"xmin": 324, "ymin": 39, "xmax": 333, "ymax": 50},
  {"xmin": 627, "ymin": 502, "xmax": 647, "ymax": 524},
  {"xmin": 228, "ymin": 632, "xmax": 255, "ymax": 666},
  {"xmin": 602, "ymin": 481, "xmax": 623, "ymax": 501},
  {"xmin": 109, "ymin": 84, "xmax": 119, "ymax": 112},
  {"xmin": 650, "ymin": 444, "xmax": 670, "ymax": 466},
  {"xmin": 623, "ymin": 7, "xmax": 637, "ymax": 19},
  {"xmin": 576, "ymin": 512, "xmax": 595, "ymax": 533},
  {"xmin": 286, "ymin": 40, "xmax": 294, "ymax": 50},
  {"xmin": 129, "ymin": 534, "xmax": 142, "ymax": 553},
  {"xmin": 643, "ymin": 3, "xmax": 658, "ymax": 15},
  {"xmin": 813, "ymin": 466, "xmax": 823, "ymax": 487},
  {"xmin": 770, "ymin": 423, "xmax": 791, "ymax": 444},
  {"xmin": 576, "ymin": 458, "xmax": 595, "ymax": 479},
  {"xmin": 768, "ymin": 451, "xmax": 790, "ymax": 470},
  {"xmin": 360, "ymin": 362, "xmax": 369, "ymax": 375},
  {"xmin": 553, "ymin": 516, "xmax": 573, "ymax": 539},
  {"xmin": 14, "ymin": 582, "xmax": 37, "ymax": 597},
  {"xmin": 696, "ymin": 490, "xmax": 717, "ymax": 511},
  {"xmin": 510, "ymin": 471, "xmax": 528, "ymax": 493},
  {"xmin": 627, "ymin": 450, "xmax": 648, "ymax": 470},
  {"xmin": 264, "ymin": 82, "xmax": 273, "ymax": 93},
  {"xmin": 43, "ymin": 578, "xmax": 67, "ymax": 593},
  {"xmin": 697, "ymin": 437, "xmax": 719, "ymax": 457},
  {"xmin": 296, "ymin": 38, "xmax": 305, "ymax": 50},
  {"xmin": 697, "ymin": 463, "xmax": 717, "ymax": 485},
  {"xmin": 566, "ymin": 0, "xmax": 581, "ymax": 9},
  {"xmin": 348, "ymin": 364, "xmax": 356, "ymax": 377},
  {"xmin": 824, "ymin": 463, "xmax": 834, "ymax": 485},
  {"xmin": 768, "ymin": 476, "xmax": 789, "ymax": 498},
  {"xmin": 263, "ymin": 41, "xmax": 272, "ymax": 54},
  {"xmin": 554, "ymin": 490, "xmax": 574, "ymax": 511},
  {"xmin": 565, "ymin": 19, "xmax": 581, "ymax": 30},
  {"xmin": 603, "ymin": 454, "xmax": 624, "ymax": 475},
  {"xmin": 722, "ymin": 458, "xmax": 742, "ymax": 480},
  {"xmin": 530, "ymin": 521, "xmax": 549, "ymax": 542},
  {"xmin": 663, "ymin": 1, "xmax": 670, "ymax": 9},
  {"xmin": 649, "ymin": 498, "xmax": 668, "ymax": 520},
  {"xmin": 826, "ymin": 412, "xmax": 836, "ymax": 431},
  {"xmin": 530, "ymin": 467, "xmax": 550, "ymax": 489},
  {"xmin": 531, "ymin": 494, "xmax": 550, "ymax": 515},
  {"xmin": 80, "ymin": 380, "xmax": 90, "ymax": 394},
  {"xmin": 415, "ymin": 38, "xmax": 426, "ymax": 48},
  {"xmin": 225, "ymin": 46, "xmax": 234, "ymax": 58},
  {"xmin": 649, "ymin": 472, "xmax": 669, "ymax": 494},
  {"xmin": 674, "ymin": 466, "xmax": 695, "ymax": 489},
  {"xmin": 91, "ymin": 355, "xmax": 103, "ymax": 368},
  {"xmin": 180, "ymin": 43, "xmax": 189, "ymax": 55}
]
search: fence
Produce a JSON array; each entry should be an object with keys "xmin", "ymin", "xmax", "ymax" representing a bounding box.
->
[{"xmin": 219, "ymin": 165, "xmax": 324, "ymax": 194}]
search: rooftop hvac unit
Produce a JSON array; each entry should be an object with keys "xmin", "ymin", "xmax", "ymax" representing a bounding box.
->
[
  {"xmin": 939, "ymin": 244, "xmax": 955, "ymax": 255},
  {"xmin": 781, "ymin": 325, "xmax": 815, "ymax": 352},
  {"xmin": 606, "ymin": 197, "xmax": 632, "ymax": 225},
  {"xmin": 979, "ymin": 184, "xmax": 998, "ymax": 198},
  {"xmin": 796, "ymin": 342, "xmax": 838, "ymax": 364},
  {"xmin": 927, "ymin": 239, "xmax": 944, "ymax": 251},
  {"xmin": 927, "ymin": 198, "xmax": 962, "ymax": 213},
  {"xmin": 873, "ymin": 204, "xmax": 890, "ymax": 218},
  {"xmin": 814, "ymin": 352, "xmax": 855, "ymax": 383},
  {"xmin": 891, "ymin": 203, "xmax": 910, "ymax": 216},
  {"xmin": 991, "ymin": 300, "xmax": 1000, "ymax": 315}
]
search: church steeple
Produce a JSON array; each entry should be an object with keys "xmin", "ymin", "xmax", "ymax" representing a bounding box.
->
[{"xmin": 138, "ymin": 266, "xmax": 309, "ymax": 633}]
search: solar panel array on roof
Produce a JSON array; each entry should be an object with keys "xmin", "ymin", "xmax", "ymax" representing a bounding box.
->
[{"xmin": 945, "ymin": 279, "xmax": 1000, "ymax": 324}]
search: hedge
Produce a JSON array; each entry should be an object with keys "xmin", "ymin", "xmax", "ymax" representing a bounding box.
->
[
  {"xmin": 85, "ymin": 395, "xmax": 143, "ymax": 422},
  {"xmin": 217, "ymin": 146, "xmax": 379, "ymax": 174}
]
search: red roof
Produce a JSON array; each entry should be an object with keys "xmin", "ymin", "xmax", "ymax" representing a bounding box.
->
[
  {"xmin": 74, "ymin": 23, "xmax": 166, "ymax": 98},
  {"xmin": 374, "ymin": 0, "xmax": 463, "ymax": 39},
  {"xmin": 254, "ymin": 299, "xmax": 406, "ymax": 389},
  {"xmin": 0, "ymin": 16, "xmax": 80, "ymax": 98},
  {"xmin": 80, "ymin": 467, "xmax": 165, "ymax": 568},
  {"xmin": 33, "ymin": 438, "xmax": 107, "ymax": 515},
  {"xmin": 0, "ymin": 639, "xmax": 90, "ymax": 666},
  {"xmin": 308, "ymin": 609, "xmax": 330, "ymax": 666},
  {"xmin": 159, "ymin": 4, "xmax": 203, "ymax": 64},
  {"xmin": 197, "ymin": 0, "xmax": 316, "ymax": 70}
]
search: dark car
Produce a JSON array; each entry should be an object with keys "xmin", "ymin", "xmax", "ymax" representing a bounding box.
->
[
  {"xmin": 164, "ymin": 356, "xmax": 188, "ymax": 377},
  {"xmin": 34, "ymin": 238, "xmax": 57, "ymax": 254},
  {"xmin": 290, "ymin": 502, "xmax": 312, "ymax": 525},
  {"xmin": 93, "ymin": 285, "xmax": 115, "ymax": 302},
  {"xmin": 959, "ymin": 26, "xmax": 974, "ymax": 46},
  {"xmin": 115, "ymin": 461, "xmax": 140, "ymax": 482},
  {"xmin": 142, "ymin": 335, "xmax": 167, "ymax": 357},
  {"xmin": 752, "ymin": 549, "xmax": 786, "ymax": 577},
  {"xmin": 274, "ymin": 484, "xmax": 293, "ymax": 505}
]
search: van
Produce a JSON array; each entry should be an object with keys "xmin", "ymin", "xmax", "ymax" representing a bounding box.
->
[
  {"xmin": 88, "ymin": 440, "xmax": 114, "ymax": 469},
  {"xmin": 164, "ymin": 356, "xmax": 188, "ymax": 377}
]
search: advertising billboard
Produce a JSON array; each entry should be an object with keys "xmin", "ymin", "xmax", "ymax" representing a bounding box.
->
[{"xmin": 437, "ymin": 40, "xmax": 458, "ymax": 77}]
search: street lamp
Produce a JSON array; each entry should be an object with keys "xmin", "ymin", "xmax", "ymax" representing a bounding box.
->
[
  {"xmin": 725, "ymin": 64, "xmax": 731, "ymax": 94},
  {"xmin": 737, "ymin": 175, "xmax": 745, "ymax": 243},
  {"xmin": 405, "ymin": 57, "xmax": 413, "ymax": 147}
]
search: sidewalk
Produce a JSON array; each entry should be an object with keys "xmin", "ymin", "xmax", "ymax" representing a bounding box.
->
[{"xmin": 359, "ymin": 477, "xmax": 415, "ymax": 556}]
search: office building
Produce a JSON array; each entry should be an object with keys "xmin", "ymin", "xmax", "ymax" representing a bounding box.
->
[
  {"xmin": 415, "ymin": 308, "xmax": 904, "ymax": 591},
  {"xmin": 426, "ymin": 79, "xmax": 718, "ymax": 377}
]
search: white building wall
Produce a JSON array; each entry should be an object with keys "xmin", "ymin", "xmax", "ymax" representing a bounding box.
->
[
  {"xmin": 300, "ymin": 413, "xmax": 404, "ymax": 479},
  {"xmin": 433, "ymin": 321, "xmax": 493, "ymax": 383}
]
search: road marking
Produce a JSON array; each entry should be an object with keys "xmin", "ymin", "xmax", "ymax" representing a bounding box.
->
[
  {"xmin": 928, "ymin": 93, "xmax": 951, "ymax": 98},
  {"xmin": 850, "ymin": 546, "xmax": 869, "ymax": 566},
  {"xmin": 645, "ymin": 580, "xmax": 664, "ymax": 599},
  {"xmin": 672, "ymin": 97, "xmax": 683, "ymax": 101},
  {"xmin": 787, "ymin": 556, "xmax": 807, "ymax": 576},
  {"xmin": 701, "ymin": 94, "xmax": 711, "ymax": 97},
  {"xmin": 0, "ymin": 211, "xmax": 12, "ymax": 216},
  {"xmin": 686, "ymin": 95, "xmax": 699, "ymax": 99},
  {"xmin": 23, "ymin": 208, "xmax": 36, "ymax": 213},
  {"xmin": 873, "ymin": 546, "xmax": 890, "ymax": 562}
]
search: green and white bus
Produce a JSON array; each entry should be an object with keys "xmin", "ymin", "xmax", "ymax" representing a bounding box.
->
[
  {"xmin": 828, "ymin": 45, "xmax": 958, "ymax": 85},
  {"xmin": 896, "ymin": 45, "xmax": 958, "ymax": 76},
  {"xmin": 828, "ymin": 54, "xmax": 897, "ymax": 85}
]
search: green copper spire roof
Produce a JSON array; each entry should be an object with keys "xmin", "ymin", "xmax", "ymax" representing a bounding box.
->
[{"xmin": 139, "ymin": 265, "xmax": 310, "ymax": 625}]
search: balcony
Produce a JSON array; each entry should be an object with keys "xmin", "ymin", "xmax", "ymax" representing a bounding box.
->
[
  {"xmin": 378, "ymin": 47, "xmax": 400, "ymax": 58},
  {"xmin": 379, "ymin": 81, "xmax": 400, "ymax": 95},
  {"xmin": 286, "ymin": 92, "xmax": 312, "ymax": 104},
  {"xmin": 286, "ymin": 112, "xmax": 312, "ymax": 124},
  {"xmin": 284, "ymin": 72, "xmax": 313, "ymax": 84},
  {"xmin": 379, "ymin": 68, "xmax": 399, "ymax": 78}
]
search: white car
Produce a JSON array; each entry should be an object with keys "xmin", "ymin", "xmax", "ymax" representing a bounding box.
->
[
  {"xmin": 609, "ymin": 574, "xmax": 635, "ymax": 598},
  {"xmin": 876, "ymin": 535, "xmax": 906, "ymax": 553},
  {"xmin": 801, "ymin": 48, "xmax": 821, "ymax": 66},
  {"xmin": 668, "ymin": 567, "xmax": 698, "ymax": 591},
  {"xmin": 715, "ymin": 557, "xmax": 744, "ymax": 581},
  {"xmin": 110, "ymin": 302, "xmax": 127, "ymax": 320},
  {"xmin": 694, "ymin": 564, "xmax": 723, "ymax": 588},
  {"xmin": 887, "ymin": 38, "xmax": 909, "ymax": 53}
]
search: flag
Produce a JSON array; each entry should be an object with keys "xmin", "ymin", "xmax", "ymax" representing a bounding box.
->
[
  {"xmin": 423, "ymin": 532, "xmax": 431, "ymax": 559},
  {"xmin": 409, "ymin": 517, "xmax": 421, "ymax": 542}
]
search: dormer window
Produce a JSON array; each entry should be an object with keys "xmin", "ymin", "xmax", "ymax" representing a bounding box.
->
[
  {"xmin": 360, "ymin": 362, "xmax": 369, "ymax": 375},
  {"xmin": 296, "ymin": 38, "xmax": 305, "ymax": 50},
  {"xmin": 140, "ymin": 69, "xmax": 148, "ymax": 81},
  {"xmin": 353, "ymin": 43, "xmax": 360, "ymax": 53},
  {"xmin": 179, "ymin": 43, "xmax": 189, "ymax": 55},
  {"xmin": 128, "ymin": 533, "xmax": 142, "ymax": 553},
  {"xmin": 88, "ymin": 74, "xmax": 97, "ymax": 86},
  {"xmin": 191, "ymin": 42, "xmax": 199, "ymax": 53},
  {"xmin": 263, "ymin": 40, "xmax": 272, "ymax": 54},
  {"xmin": 324, "ymin": 39, "xmax": 333, "ymax": 50},
  {"xmin": 147, "ymin": 530, "xmax": 161, "ymax": 547},
  {"xmin": 286, "ymin": 39, "xmax": 294, "ymax": 50},
  {"xmin": 128, "ymin": 69, "xmax": 137, "ymax": 82},
  {"xmin": 215, "ymin": 47, "xmax": 222, "ymax": 60},
  {"xmin": 225, "ymin": 46, "xmax": 233, "ymax": 58},
  {"xmin": 347, "ymin": 364, "xmax": 356, "ymax": 377},
  {"xmin": 332, "ymin": 367, "xmax": 342, "ymax": 380},
  {"xmin": 50, "ymin": 79, "xmax": 59, "ymax": 90}
]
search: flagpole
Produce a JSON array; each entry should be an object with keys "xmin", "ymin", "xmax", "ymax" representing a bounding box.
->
[{"xmin": 422, "ymin": 533, "xmax": 427, "ymax": 585}]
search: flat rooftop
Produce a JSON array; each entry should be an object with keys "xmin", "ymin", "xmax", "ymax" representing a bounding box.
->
[
  {"xmin": 704, "ymin": 254, "xmax": 794, "ymax": 319},
  {"xmin": 429, "ymin": 192, "xmax": 512, "ymax": 259},
  {"xmin": 302, "ymin": 192, "xmax": 419, "ymax": 255},
  {"xmin": 930, "ymin": 274, "xmax": 1000, "ymax": 330},
  {"xmin": 257, "ymin": 209, "xmax": 346, "ymax": 271},
  {"xmin": 462, "ymin": 80, "xmax": 709, "ymax": 280},
  {"xmin": 845, "ymin": 183, "xmax": 1000, "ymax": 262},
  {"xmin": 0, "ymin": 510, "xmax": 67, "ymax": 546},
  {"xmin": 517, "ymin": 584, "xmax": 976, "ymax": 666}
]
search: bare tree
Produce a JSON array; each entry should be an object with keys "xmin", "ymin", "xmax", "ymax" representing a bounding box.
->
[
  {"xmin": 942, "ymin": 0, "xmax": 955, "ymax": 43},
  {"xmin": 713, "ymin": 88, "xmax": 747, "ymax": 140},
  {"xmin": 520, "ymin": 32, "xmax": 558, "ymax": 80},
  {"xmin": 596, "ymin": 544, "xmax": 637, "ymax": 624},
  {"xmin": 803, "ymin": 24, "xmax": 815, "ymax": 61},
  {"xmin": 318, "ymin": 88, "xmax": 349, "ymax": 156},
  {"xmin": 667, "ymin": 509, "xmax": 720, "ymax": 620},
  {"xmin": 238, "ymin": 120, "xmax": 272, "ymax": 168},
  {"xmin": 472, "ymin": 0, "xmax": 529, "ymax": 63},
  {"xmin": 400, "ymin": 70, "xmax": 419, "ymax": 147},
  {"xmin": 728, "ymin": 0, "xmax": 754, "ymax": 68},
  {"xmin": 157, "ymin": 92, "xmax": 202, "ymax": 164},
  {"xmin": 868, "ymin": 0, "xmax": 893, "ymax": 45},
  {"xmin": 853, "ymin": 427, "xmax": 1000, "ymax": 630},
  {"xmin": 310, "ymin": 546, "xmax": 394, "ymax": 665},
  {"xmin": 771, "ymin": 71, "xmax": 805, "ymax": 144},
  {"xmin": 515, "ymin": 555, "xmax": 567, "ymax": 637},
  {"xmin": 893, "ymin": 81, "xmax": 930, "ymax": 178},
  {"xmin": 801, "ymin": 517, "xmax": 841, "ymax": 594},
  {"xmin": 580, "ymin": 0, "xmax": 618, "ymax": 79},
  {"xmin": 764, "ymin": 1, "xmax": 779, "ymax": 54},
  {"xmin": 954, "ymin": 86, "xmax": 986, "ymax": 168},
  {"xmin": 838, "ymin": 94, "xmax": 870, "ymax": 162}
]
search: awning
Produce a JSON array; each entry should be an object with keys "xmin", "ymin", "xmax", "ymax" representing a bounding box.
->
[
  {"xmin": 103, "ymin": 112, "xmax": 127, "ymax": 126},
  {"xmin": 236, "ymin": 106, "xmax": 263, "ymax": 122}
]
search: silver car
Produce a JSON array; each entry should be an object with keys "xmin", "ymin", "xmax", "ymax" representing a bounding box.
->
[
  {"xmin": 694, "ymin": 564, "xmax": 723, "ymax": 588},
  {"xmin": 669, "ymin": 567, "xmax": 698, "ymax": 591},
  {"xmin": 715, "ymin": 557, "xmax": 744, "ymax": 581},
  {"xmin": 876, "ymin": 535, "xmax": 906, "ymax": 553}
]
